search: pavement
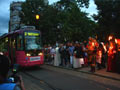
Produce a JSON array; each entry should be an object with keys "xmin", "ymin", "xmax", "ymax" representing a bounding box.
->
[
  {"xmin": 46, "ymin": 64, "xmax": 120, "ymax": 81},
  {"xmin": 77, "ymin": 67, "xmax": 120, "ymax": 81}
]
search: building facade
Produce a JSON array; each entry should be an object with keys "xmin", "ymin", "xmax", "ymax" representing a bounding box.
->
[
  {"xmin": 9, "ymin": 1, "xmax": 23, "ymax": 32},
  {"xmin": 9, "ymin": 0, "xmax": 49, "ymax": 32}
]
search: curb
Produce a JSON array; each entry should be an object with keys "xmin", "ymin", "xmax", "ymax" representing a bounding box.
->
[
  {"xmin": 78, "ymin": 70, "xmax": 120, "ymax": 81},
  {"xmin": 45, "ymin": 64, "xmax": 120, "ymax": 81}
]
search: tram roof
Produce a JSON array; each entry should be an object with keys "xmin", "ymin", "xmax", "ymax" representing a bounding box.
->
[
  {"xmin": 0, "ymin": 29, "xmax": 40, "ymax": 39},
  {"xmin": 0, "ymin": 33, "xmax": 8, "ymax": 39},
  {"xmin": 11, "ymin": 29, "xmax": 40, "ymax": 34}
]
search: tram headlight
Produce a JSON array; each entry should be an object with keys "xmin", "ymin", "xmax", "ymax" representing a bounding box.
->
[
  {"xmin": 0, "ymin": 52, "xmax": 3, "ymax": 55},
  {"xmin": 38, "ymin": 53, "xmax": 43, "ymax": 56},
  {"xmin": 26, "ymin": 53, "xmax": 31, "ymax": 56}
]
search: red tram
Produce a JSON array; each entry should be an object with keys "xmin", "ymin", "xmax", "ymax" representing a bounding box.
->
[{"xmin": 0, "ymin": 27, "xmax": 44, "ymax": 67}]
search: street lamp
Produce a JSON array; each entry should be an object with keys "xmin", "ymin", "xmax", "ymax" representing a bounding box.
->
[
  {"xmin": 35, "ymin": 14, "xmax": 40, "ymax": 29},
  {"xmin": 36, "ymin": 14, "xmax": 40, "ymax": 20}
]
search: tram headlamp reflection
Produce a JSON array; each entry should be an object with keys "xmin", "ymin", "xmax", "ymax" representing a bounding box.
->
[{"xmin": 26, "ymin": 53, "xmax": 31, "ymax": 56}]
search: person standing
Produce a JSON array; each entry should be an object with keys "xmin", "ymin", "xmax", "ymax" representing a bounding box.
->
[
  {"xmin": 0, "ymin": 55, "xmax": 25, "ymax": 90},
  {"xmin": 101, "ymin": 42, "xmax": 107, "ymax": 69},
  {"xmin": 96, "ymin": 44, "xmax": 102, "ymax": 70},
  {"xmin": 69, "ymin": 43, "xmax": 75, "ymax": 67},
  {"xmin": 54, "ymin": 46, "xmax": 61, "ymax": 66},
  {"xmin": 63, "ymin": 44, "xmax": 69, "ymax": 67},
  {"xmin": 50, "ymin": 46, "xmax": 56, "ymax": 65},
  {"xmin": 74, "ymin": 43, "xmax": 84, "ymax": 68},
  {"xmin": 59, "ymin": 44, "xmax": 65, "ymax": 66},
  {"xmin": 87, "ymin": 37, "xmax": 98, "ymax": 72},
  {"xmin": 107, "ymin": 40, "xmax": 117, "ymax": 72}
]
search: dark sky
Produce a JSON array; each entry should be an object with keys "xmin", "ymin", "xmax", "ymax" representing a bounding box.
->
[
  {"xmin": 0, "ymin": 0, "xmax": 59, "ymax": 36},
  {"xmin": 0, "ymin": 0, "xmax": 10, "ymax": 36},
  {"xmin": 0, "ymin": 0, "xmax": 96, "ymax": 36}
]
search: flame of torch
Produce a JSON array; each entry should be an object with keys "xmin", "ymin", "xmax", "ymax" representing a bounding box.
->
[
  {"xmin": 108, "ymin": 36, "xmax": 113, "ymax": 41},
  {"xmin": 115, "ymin": 39, "xmax": 117, "ymax": 44},
  {"xmin": 92, "ymin": 42, "xmax": 95, "ymax": 46},
  {"xmin": 99, "ymin": 51, "xmax": 102, "ymax": 57},
  {"xmin": 101, "ymin": 42, "xmax": 107, "ymax": 52}
]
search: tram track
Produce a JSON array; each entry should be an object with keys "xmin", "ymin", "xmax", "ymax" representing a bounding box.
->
[
  {"xmin": 19, "ymin": 66, "xmax": 120, "ymax": 90},
  {"xmin": 21, "ymin": 68, "xmax": 62, "ymax": 90}
]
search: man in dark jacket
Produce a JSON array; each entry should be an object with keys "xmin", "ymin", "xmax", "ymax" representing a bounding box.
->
[{"xmin": 0, "ymin": 55, "xmax": 25, "ymax": 90}]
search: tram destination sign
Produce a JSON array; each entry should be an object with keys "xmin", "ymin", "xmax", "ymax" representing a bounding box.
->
[{"xmin": 25, "ymin": 32, "xmax": 40, "ymax": 36}]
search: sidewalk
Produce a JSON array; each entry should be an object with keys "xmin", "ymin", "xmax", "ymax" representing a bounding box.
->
[
  {"xmin": 77, "ymin": 67, "xmax": 120, "ymax": 81},
  {"xmin": 46, "ymin": 63, "xmax": 120, "ymax": 81}
]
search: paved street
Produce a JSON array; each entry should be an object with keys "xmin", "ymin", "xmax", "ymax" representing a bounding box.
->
[{"xmin": 19, "ymin": 65, "xmax": 120, "ymax": 90}]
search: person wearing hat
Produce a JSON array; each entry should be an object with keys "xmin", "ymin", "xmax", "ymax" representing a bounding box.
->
[{"xmin": 0, "ymin": 55, "xmax": 25, "ymax": 90}]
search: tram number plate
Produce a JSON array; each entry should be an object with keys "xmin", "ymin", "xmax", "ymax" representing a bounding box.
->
[{"xmin": 30, "ymin": 57, "xmax": 40, "ymax": 61}]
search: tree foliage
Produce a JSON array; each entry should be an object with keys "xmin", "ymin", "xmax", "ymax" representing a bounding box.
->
[
  {"xmin": 94, "ymin": 0, "xmax": 120, "ymax": 40},
  {"xmin": 55, "ymin": 1, "xmax": 96, "ymax": 42},
  {"xmin": 20, "ymin": 0, "xmax": 97, "ymax": 45}
]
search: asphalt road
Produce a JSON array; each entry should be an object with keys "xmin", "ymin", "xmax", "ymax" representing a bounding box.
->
[{"xmin": 19, "ymin": 65, "xmax": 120, "ymax": 90}]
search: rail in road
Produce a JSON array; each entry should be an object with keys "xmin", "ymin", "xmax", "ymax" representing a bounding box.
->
[
  {"xmin": 19, "ymin": 66, "xmax": 120, "ymax": 90},
  {"xmin": 20, "ymin": 67, "xmax": 61, "ymax": 90}
]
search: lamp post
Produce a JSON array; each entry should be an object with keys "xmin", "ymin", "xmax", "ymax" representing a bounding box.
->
[
  {"xmin": 35, "ymin": 14, "xmax": 40, "ymax": 29},
  {"xmin": 57, "ymin": 25, "xmax": 61, "ymax": 43}
]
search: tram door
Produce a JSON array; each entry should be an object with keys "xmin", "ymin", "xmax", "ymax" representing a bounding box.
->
[{"xmin": 10, "ymin": 36, "xmax": 16, "ymax": 64}]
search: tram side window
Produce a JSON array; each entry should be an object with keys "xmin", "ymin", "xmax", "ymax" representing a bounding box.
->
[
  {"xmin": 0, "ymin": 40, "xmax": 4, "ymax": 52},
  {"xmin": 0, "ymin": 38, "xmax": 8, "ymax": 52},
  {"xmin": 17, "ymin": 35, "xmax": 23, "ymax": 50}
]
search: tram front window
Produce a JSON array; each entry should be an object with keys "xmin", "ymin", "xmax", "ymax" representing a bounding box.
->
[{"xmin": 25, "ymin": 36, "xmax": 41, "ymax": 50}]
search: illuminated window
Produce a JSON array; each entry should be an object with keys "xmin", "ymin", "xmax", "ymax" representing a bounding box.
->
[{"xmin": 16, "ymin": 35, "xmax": 23, "ymax": 50}]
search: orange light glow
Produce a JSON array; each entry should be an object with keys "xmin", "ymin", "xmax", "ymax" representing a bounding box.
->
[
  {"xmin": 101, "ymin": 42, "xmax": 107, "ymax": 52},
  {"xmin": 92, "ymin": 42, "xmax": 95, "ymax": 46},
  {"xmin": 110, "ymin": 46, "xmax": 113, "ymax": 50},
  {"xmin": 108, "ymin": 44, "xmax": 114, "ymax": 55},
  {"xmin": 103, "ymin": 45, "xmax": 107, "ymax": 52},
  {"xmin": 115, "ymin": 39, "xmax": 118, "ymax": 44},
  {"xmin": 116, "ymin": 39, "xmax": 120, "ymax": 45},
  {"xmin": 98, "ymin": 51, "xmax": 102, "ymax": 57}
]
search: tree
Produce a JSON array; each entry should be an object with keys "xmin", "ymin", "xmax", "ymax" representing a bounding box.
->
[
  {"xmin": 20, "ymin": 0, "xmax": 97, "ymax": 44},
  {"xmin": 54, "ymin": 0, "xmax": 97, "ymax": 42},
  {"xmin": 94, "ymin": 0, "xmax": 120, "ymax": 41},
  {"xmin": 20, "ymin": 0, "xmax": 47, "ymax": 27},
  {"xmin": 20, "ymin": 0, "xmax": 56, "ymax": 44}
]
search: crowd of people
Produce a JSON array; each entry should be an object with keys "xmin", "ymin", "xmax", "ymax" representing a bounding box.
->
[
  {"xmin": 44, "ymin": 36, "xmax": 120, "ymax": 73},
  {"xmin": 44, "ymin": 37, "xmax": 108, "ymax": 73}
]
